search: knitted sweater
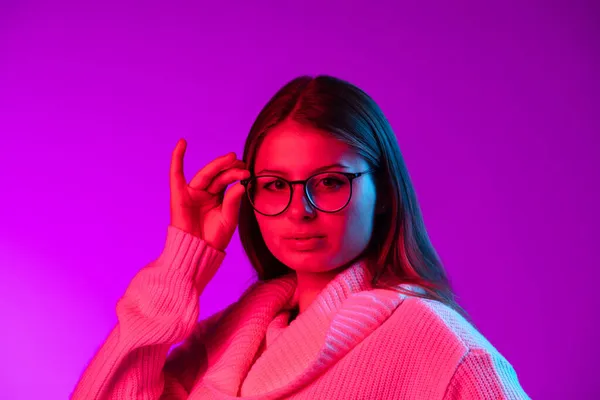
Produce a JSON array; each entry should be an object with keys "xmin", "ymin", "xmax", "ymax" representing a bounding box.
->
[{"xmin": 71, "ymin": 225, "xmax": 530, "ymax": 399}]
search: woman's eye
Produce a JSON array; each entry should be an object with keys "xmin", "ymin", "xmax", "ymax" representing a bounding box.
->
[
  {"xmin": 264, "ymin": 179, "xmax": 286, "ymax": 190},
  {"xmin": 321, "ymin": 178, "xmax": 343, "ymax": 187}
]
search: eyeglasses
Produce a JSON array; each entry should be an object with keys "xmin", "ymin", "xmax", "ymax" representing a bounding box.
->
[{"xmin": 240, "ymin": 169, "xmax": 375, "ymax": 216}]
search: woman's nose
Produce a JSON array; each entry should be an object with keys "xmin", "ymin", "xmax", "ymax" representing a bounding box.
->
[{"xmin": 286, "ymin": 185, "xmax": 316, "ymax": 219}]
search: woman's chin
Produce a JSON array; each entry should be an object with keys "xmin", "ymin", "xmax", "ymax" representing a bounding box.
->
[{"xmin": 280, "ymin": 254, "xmax": 342, "ymax": 273}]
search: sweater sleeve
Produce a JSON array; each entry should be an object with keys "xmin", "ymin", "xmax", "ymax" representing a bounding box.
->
[
  {"xmin": 442, "ymin": 349, "xmax": 531, "ymax": 400},
  {"xmin": 70, "ymin": 225, "xmax": 226, "ymax": 400}
]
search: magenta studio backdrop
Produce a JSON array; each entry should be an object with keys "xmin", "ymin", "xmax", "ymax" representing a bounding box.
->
[{"xmin": 1, "ymin": 1, "xmax": 598, "ymax": 399}]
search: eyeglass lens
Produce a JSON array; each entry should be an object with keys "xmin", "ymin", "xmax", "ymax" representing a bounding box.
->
[{"xmin": 246, "ymin": 172, "xmax": 351, "ymax": 215}]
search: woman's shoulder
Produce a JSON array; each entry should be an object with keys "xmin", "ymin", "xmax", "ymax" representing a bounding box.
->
[{"xmin": 387, "ymin": 290, "xmax": 498, "ymax": 355}]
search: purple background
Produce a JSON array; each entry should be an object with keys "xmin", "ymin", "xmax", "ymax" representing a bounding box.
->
[{"xmin": 1, "ymin": 1, "xmax": 598, "ymax": 398}]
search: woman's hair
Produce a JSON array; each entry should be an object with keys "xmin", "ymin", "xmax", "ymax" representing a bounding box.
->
[{"xmin": 238, "ymin": 75, "xmax": 475, "ymax": 326}]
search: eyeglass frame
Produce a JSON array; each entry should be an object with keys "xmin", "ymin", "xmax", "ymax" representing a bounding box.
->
[{"xmin": 240, "ymin": 168, "xmax": 376, "ymax": 216}]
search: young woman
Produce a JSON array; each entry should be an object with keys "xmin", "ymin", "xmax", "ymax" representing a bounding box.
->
[{"xmin": 71, "ymin": 76, "xmax": 530, "ymax": 399}]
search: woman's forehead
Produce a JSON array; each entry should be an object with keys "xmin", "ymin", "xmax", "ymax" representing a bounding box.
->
[{"xmin": 254, "ymin": 122, "xmax": 363, "ymax": 174}]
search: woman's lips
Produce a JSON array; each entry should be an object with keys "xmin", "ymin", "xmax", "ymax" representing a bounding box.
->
[{"xmin": 284, "ymin": 236, "xmax": 326, "ymax": 251}]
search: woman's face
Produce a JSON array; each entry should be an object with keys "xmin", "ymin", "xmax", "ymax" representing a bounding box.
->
[{"xmin": 252, "ymin": 119, "xmax": 378, "ymax": 273}]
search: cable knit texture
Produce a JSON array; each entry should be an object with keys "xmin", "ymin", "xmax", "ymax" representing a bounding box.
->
[{"xmin": 71, "ymin": 225, "xmax": 530, "ymax": 399}]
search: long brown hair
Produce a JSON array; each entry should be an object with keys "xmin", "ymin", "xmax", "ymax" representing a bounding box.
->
[{"xmin": 237, "ymin": 75, "xmax": 475, "ymax": 326}]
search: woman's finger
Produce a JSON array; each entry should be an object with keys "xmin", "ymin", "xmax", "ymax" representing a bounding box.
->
[
  {"xmin": 205, "ymin": 167, "xmax": 250, "ymax": 195},
  {"xmin": 189, "ymin": 154, "xmax": 244, "ymax": 190},
  {"xmin": 221, "ymin": 181, "xmax": 247, "ymax": 227},
  {"xmin": 169, "ymin": 138, "xmax": 187, "ymax": 193}
]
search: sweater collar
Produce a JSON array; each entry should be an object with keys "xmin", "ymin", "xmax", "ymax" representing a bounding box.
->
[{"xmin": 197, "ymin": 259, "xmax": 408, "ymax": 399}]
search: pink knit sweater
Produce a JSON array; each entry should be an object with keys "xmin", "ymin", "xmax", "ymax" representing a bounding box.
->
[{"xmin": 71, "ymin": 225, "xmax": 530, "ymax": 399}]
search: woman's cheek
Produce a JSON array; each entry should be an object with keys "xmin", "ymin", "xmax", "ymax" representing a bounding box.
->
[{"xmin": 256, "ymin": 219, "xmax": 283, "ymax": 252}]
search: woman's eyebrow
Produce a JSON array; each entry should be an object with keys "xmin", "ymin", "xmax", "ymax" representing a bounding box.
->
[{"xmin": 255, "ymin": 163, "xmax": 351, "ymax": 176}]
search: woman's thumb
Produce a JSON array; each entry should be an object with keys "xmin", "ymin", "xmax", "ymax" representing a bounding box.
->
[{"xmin": 221, "ymin": 181, "xmax": 246, "ymax": 226}]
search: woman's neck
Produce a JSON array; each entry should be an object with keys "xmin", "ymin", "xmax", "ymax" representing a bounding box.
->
[{"xmin": 294, "ymin": 265, "xmax": 349, "ymax": 314}]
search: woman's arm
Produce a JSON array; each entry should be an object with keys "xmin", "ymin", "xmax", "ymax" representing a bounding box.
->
[
  {"xmin": 70, "ymin": 225, "xmax": 226, "ymax": 400},
  {"xmin": 442, "ymin": 348, "xmax": 531, "ymax": 400}
]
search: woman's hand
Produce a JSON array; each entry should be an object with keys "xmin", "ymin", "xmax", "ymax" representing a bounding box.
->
[{"xmin": 169, "ymin": 138, "xmax": 250, "ymax": 252}]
